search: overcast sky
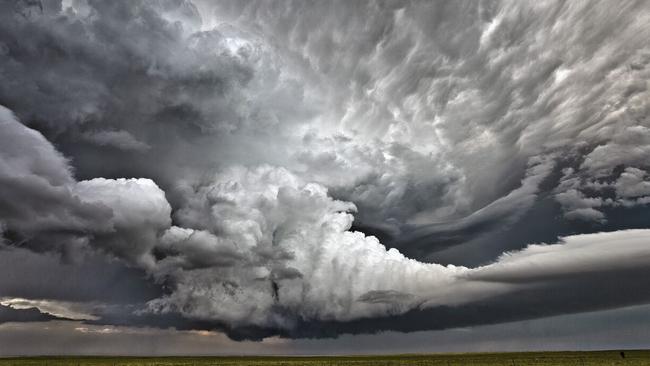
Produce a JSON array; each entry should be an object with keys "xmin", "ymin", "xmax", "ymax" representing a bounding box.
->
[{"xmin": 1, "ymin": 0, "xmax": 650, "ymax": 355}]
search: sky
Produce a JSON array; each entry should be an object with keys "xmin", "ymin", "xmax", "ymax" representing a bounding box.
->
[{"xmin": 0, "ymin": 0, "xmax": 650, "ymax": 355}]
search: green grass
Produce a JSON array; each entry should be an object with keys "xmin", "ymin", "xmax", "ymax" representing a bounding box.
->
[{"xmin": 1, "ymin": 351, "xmax": 649, "ymax": 366}]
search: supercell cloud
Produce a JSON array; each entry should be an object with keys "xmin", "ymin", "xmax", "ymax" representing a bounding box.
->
[{"xmin": 1, "ymin": 0, "xmax": 650, "ymax": 344}]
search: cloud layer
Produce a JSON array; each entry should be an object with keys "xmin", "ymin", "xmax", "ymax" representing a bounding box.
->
[{"xmin": 1, "ymin": 0, "xmax": 650, "ymax": 342}]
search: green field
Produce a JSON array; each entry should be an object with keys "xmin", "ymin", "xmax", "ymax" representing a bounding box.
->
[{"xmin": 1, "ymin": 351, "xmax": 649, "ymax": 366}]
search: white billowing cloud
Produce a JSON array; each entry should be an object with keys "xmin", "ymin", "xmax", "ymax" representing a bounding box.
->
[
  {"xmin": 73, "ymin": 178, "xmax": 171, "ymax": 231},
  {"xmin": 73, "ymin": 178, "xmax": 172, "ymax": 268},
  {"xmin": 148, "ymin": 165, "xmax": 482, "ymax": 327},
  {"xmin": 144, "ymin": 165, "xmax": 650, "ymax": 330}
]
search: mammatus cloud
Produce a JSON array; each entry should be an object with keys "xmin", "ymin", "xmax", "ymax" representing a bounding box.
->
[
  {"xmin": 197, "ymin": 0, "xmax": 650, "ymax": 226},
  {"xmin": 1, "ymin": 0, "xmax": 650, "ymax": 343}
]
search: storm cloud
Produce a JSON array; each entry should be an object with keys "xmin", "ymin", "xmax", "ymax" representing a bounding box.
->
[{"xmin": 1, "ymin": 0, "xmax": 650, "ymax": 347}]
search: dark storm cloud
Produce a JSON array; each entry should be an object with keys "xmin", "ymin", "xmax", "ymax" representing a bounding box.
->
[
  {"xmin": 0, "ymin": 0, "xmax": 307, "ymax": 187},
  {"xmin": 288, "ymin": 266, "xmax": 650, "ymax": 339},
  {"xmin": 0, "ymin": 246, "xmax": 162, "ymax": 304},
  {"xmin": 4, "ymin": 305, "xmax": 650, "ymax": 355},
  {"xmin": 0, "ymin": 305, "xmax": 61, "ymax": 325},
  {"xmin": 0, "ymin": 105, "xmax": 174, "ymax": 269},
  {"xmin": 1, "ymin": 0, "xmax": 650, "ymax": 345}
]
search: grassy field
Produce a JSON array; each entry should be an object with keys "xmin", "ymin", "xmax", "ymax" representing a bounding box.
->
[{"xmin": 1, "ymin": 351, "xmax": 649, "ymax": 366}]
